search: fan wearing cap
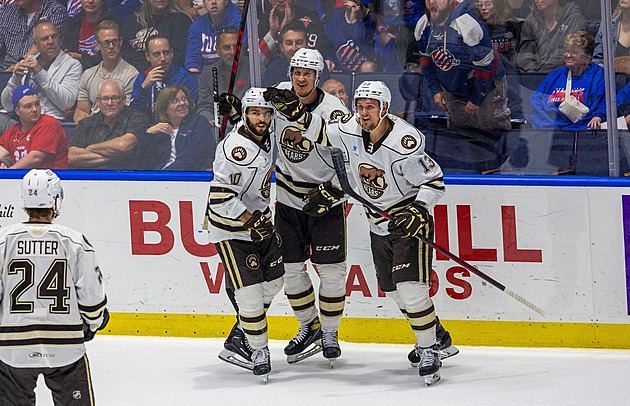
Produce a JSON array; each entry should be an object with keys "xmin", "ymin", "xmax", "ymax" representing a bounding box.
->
[
  {"xmin": 0, "ymin": 169, "xmax": 108, "ymax": 404},
  {"xmin": 205, "ymin": 88, "xmax": 284, "ymax": 380},
  {"xmin": 0, "ymin": 85, "xmax": 68, "ymax": 170},
  {"xmin": 267, "ymin": 80, "xmax": 451, "ymax": 384}
]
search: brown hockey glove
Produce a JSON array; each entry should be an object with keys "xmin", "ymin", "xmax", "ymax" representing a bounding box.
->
[
  {"xmin": 387, "ymin": 201, "xmax": 430, "ymax": 238},
  {"xmin": 83, "ymin": 308, "xmax": 110, "ymax": 342},
  {"xmin": 263, "ymin": 87, "xmax": 305, "ymax": 121},
  {"xmin": 218, "ymin": 93, "xmax": 242, "ymax": 124},
  {"xmin": 243, "ymin": 210, "xmax": 274, "ymax": 241},
  {"xmin": 303, "ymin": 181, "xmax": 344, "ymax": 217}
]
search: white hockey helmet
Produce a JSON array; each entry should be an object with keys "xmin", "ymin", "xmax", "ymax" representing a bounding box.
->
[
  {"xmin": 353, "ymin": 80, "xmax": 391, "ymax": 117},
  {"xmin": 290, "ymin": 48, "xmax": 325, "ymax": 82},
  {"xmin": 22, "ymin": 169, "xmax": 64, "ymax": 213},
  {"xmin": 241, "ymin": 87, "xmax": 274, "ymax": 117}
]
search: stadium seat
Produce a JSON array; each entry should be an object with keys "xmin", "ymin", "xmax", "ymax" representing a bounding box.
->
[{"xmin": 573, "ymin": 129, "xmax": 630, "ymax": 176}]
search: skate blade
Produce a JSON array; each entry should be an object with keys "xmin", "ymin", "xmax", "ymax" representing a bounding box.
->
[
  {"xmin": 328, "ymin": 358, "xmax": 336, "ymax": 369},
  {"xmin": 259, "ymin": 374, "xmax": 269, "ymax": 384},
  {"xmin": 423, "ymin": 371, "xmax": 441, "ymax": 386},
  {"xmin": 440, "ymin": 345, "xmax": 459, "ymax": 360},
  {"xmin": 410, "ymin": 345, "xmax": 459, "ymax": 367},
  {"xmin": 286, "ymin": 344, "xmax": 323, "ymax": 364},
  {"xmin": 218, "ymin": 349, "xmax": 254, "ymax": 371}
]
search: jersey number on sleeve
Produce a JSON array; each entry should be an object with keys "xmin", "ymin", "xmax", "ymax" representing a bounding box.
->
[{"xmin": 8, "ymin": 259, "xmax": 70, "ymax": 314}]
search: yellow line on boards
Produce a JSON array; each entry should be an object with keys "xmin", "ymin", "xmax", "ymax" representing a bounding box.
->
[{"xmin": 101, "ymin": 313, "xmax": 630, "ymax": 349}]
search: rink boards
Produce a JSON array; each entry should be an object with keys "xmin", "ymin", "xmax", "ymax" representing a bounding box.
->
[{"xmin": 1, "ymin": 173, "xmax": 629, "ymax": 349}]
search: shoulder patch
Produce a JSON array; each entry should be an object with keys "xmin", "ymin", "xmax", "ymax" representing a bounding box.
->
[
  {"xmin": 231, "ymin": 146, "xmax": 247, "ymax": 161},
  {"xmin": 340, "ymin": 113, "xmax": 354, "ymax": 124},
  {"xmin": 401, "ymin": 134, "xmax": 418, "ymax": 150},
  {"xmin": 329, "ymin": 110, "xmax": 345, "ymax": 121}
]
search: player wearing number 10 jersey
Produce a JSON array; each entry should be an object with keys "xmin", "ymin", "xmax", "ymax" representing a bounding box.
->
[{"xmin": 0, "ymin": 169, "xmax": 108, "ymax": 405}]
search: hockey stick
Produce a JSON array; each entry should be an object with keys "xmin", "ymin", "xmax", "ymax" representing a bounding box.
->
[
  {"xmin": 329, "ymin": 147, "xmax": 545, "ymax": 316},
  {"xmin": 219, "ymin": 0, "xmax": 250, "ymax": 140}
]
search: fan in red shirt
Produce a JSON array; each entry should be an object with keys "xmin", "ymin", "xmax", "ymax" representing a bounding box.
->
[{"xmin": 0, "ymin": 86, "xmax": 68, "ymax": 170}]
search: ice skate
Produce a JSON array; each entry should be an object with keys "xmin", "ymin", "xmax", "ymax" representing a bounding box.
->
[
  {"xmin": 418, "ymin": 345, "xmax": 442, "ymax": 386},
  {"xmin": 218, "ymin": 323, "xmax": 254, "ymax": 371},
  {"xmin": 252, "ymin": 347, "xmax": 271, "ymax": 383},
  {"xmin": 321, "ymin": 330, "xmax": 341, "ymax": 368},
  {"xmin": 408, "ymin": 331, "xmax": 458, "ymax": 367},
  {"xmin": 284, "ymin": 318, "xmax": 322, "ymax": 363}
]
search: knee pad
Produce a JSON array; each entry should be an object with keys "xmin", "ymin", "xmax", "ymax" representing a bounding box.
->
[
  {"xmin": 234, "ymin": 284, "xmax": 268, "ymax": 348},
  {"xmin": 263, "ymin": 276, "xmax": 284, "ymax": 306},
  {"xmin": 316, "ymin": 262, "xmax": 347, "ymax": 297},
  {"xmin": 386, "ymin": 289, "xmax": 407, "ymax": 315},
  {"xmin": 283, "ymin": 262, "xmax": 312, "ymax": 293}
]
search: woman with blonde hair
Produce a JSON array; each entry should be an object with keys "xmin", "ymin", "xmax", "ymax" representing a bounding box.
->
[
  {"xmin": 140, "ymin": 85, "xmax": 217, "ymax": 170},
  {"xmin": 121, "ymin": 0, "xmax": 193, "ymax": 71},
  {"xmin": 530, "ymin": 31, "xmax": 606, "ymax": 130}
]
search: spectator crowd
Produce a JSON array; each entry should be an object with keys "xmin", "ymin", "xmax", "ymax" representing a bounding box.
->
[{"xmin": 0, "ymin": 0, "xmax": 626, "ymax": 171}]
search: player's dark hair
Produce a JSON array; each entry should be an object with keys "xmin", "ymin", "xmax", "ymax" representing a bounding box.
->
[{"xmin": 24, "ymin": 207, "xmax": 53, "ymax": 219}]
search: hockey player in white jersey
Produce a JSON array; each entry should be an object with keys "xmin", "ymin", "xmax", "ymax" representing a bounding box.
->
[
  {"xmin": 206, "ymin": 88, "xmax": 285, "ymax": 382},
  {"xmin": 0, "ymin": 169, "xmax": 109, "ymax": 404},
  {"xmin": 271, "ymin": 48, "xmax": 350, "ymax": 365},
  {"xmin": 266, "ymin": 81, "xmax": 448, "ymax": 385}
]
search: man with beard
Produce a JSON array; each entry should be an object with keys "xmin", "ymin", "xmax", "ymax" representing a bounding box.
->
[
  {"xmin": 415, "ymin": 0, "xmax": 511, "ymax": 130},
  {"xmin": 206, "ymin": 88, "xmax": 284, "ymax": 382},
  {"xmin": 265, "ymin": 80, "xmax": 452, "ymax": 385}
]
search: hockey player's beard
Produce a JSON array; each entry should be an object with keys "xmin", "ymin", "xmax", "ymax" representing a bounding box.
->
[{"xmin": 245, "ymin": 117, "xmax": 270, "ymax": 138}]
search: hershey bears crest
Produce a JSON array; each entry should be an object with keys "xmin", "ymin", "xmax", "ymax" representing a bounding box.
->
[
  {"xmin": 401, "ymin": 134, "xmax": 417, "ymax": 149},
  {"xmin": 280, "ymin": 126, "xmax": 313, "ymax": 163},
  {"xmin": 359, "ymin": 163, "xmax": 388, "ymax": 199},
  {"xmin": 260, "ymin": 169, "xmax": 272, "ymax": 199}
]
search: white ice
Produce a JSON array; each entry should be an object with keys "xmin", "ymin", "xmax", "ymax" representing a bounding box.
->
[{"xmin": 34, "ymin": 336, "xmax": 630, "ymax": 405}]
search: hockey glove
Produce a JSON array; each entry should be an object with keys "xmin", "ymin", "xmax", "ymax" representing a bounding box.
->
[
  {"xmin": 387, "ymin": 201, "xmax": 430, "ymax": 239},
  {"xmin": 83, "ymin": 308, "xmax": 110, "ymax": 342},
  {"xmin": 303, "ymin": 181, "xmax": 344, "ymax": 217},
  {"xmin": 218, "ymin": 93, "xmax": 242, "ymax": 124},
  {"xmin": 243, "ymin": 210, "xmax": 274, "ymax": 242},
  {"xmin": 263, "ymin": 87, "xmax": 305, "ymax": 121}
]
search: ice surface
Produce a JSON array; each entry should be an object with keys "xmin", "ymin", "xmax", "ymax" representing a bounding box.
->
[{"xmin": 34, "ymin": 336, "xmax": 630, "ymax": 405}]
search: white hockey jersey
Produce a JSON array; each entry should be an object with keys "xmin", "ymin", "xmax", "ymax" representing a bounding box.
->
[
  {"xmin": 273, "ymin": 83, "xmax": 349, "ymax": 210},
  {"xmin": 207, "ymin": 124, "xmax": 274, "ymax": 242},
  {"xmin": 0, "ymin": 222, "xmax": 107, "ymax": 368},
  {"xmin": 322, "ymin": 113, "xmax": 445, "ymax": 235}
]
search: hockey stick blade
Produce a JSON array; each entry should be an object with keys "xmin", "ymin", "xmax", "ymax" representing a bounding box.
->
[{"xmin": 329, "ymin": 147, "xmax": 545, "ymax": 317}]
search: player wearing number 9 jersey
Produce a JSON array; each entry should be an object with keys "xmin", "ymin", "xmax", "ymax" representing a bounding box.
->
[{"xmin": 0, "ymin": 169, "xmax": 108, "ymax": 405}]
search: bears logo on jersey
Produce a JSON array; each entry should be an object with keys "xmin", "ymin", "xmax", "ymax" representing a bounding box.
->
[
  {"xmin": 280, "ymin": 126, "xmax": 313, "ymax": 163},
  {"xmin": 231, "ymin": 146, "xmax": 247, "ymax": 161},
  {"xmin": 430, "ymin": 46, "xmax": 460, "ymax": 71},
  {"xmin": 246, "ymin": 254, "xmax": 260, "ymax": 270},
  {"xmin": 401, "ymin": 135, "xmax": 418, "ymax": 149},
  {"xmin": 260, "ymin": 169, "xmax": 273, "ymax": 199},
  {"xmin": 330, "ymin": 110, "xmax": 345, "ymax": 121},
  {"xmin": 341, "ymin": 113, "xmax": 354, "ymax": 124},
  {"xmin": 359, "ymin": 163, "xmax": 388, "ymax": 199}
]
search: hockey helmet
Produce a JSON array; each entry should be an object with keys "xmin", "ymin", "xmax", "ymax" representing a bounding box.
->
[
  {"xmin": 241, "ymin": 87, "xmax": 275, "ymax": 117},
  {"xmin": 290, "ymin": 48, "xmax": 325, "ymax": 83},
  {"xmin": 22, "ymin": 169, "xmax": 64, "ymax": 213},
  {"xmin": 353, "ymin": 80, "xmax": 391, "ymax": 117}
]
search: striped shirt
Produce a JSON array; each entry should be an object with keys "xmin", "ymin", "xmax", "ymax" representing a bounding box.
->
[{"xmin": 0, "ymin": 0, "xmax": 68, "ymax": 70}]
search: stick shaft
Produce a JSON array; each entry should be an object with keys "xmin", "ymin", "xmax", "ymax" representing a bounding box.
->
[
  {"xmin": 219, "ymin": 0, "xmax": 250, "ymax": 139},
  {"xmin": 329, "ymin": 147, "xmax": 545, "ymax": 316}
]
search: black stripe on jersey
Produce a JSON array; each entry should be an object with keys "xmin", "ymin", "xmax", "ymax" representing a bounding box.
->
[
  {"xmin": 275, "ymin": 167, "xmax": 320, "ymax": 190},
  {"xmin": 209, "ymin": 212, "xmax": 248, "ymax": 232},
  {"xmin": 420, "ymin": 176, "xmax": 446, "ymax": 191},
  {"xmin": 0, "ymin": 324, "xmax": 83, "ymax": 333},
  {"xmin": 0, "ymin": 337, "xmax": 85, "ymax": 347},
  {"xmin": 209, "ymin": 186, "xmax": 239, "ymax": 204},
  {"xmin": 363, "ymin": 195, "xmax": 417, "ymax": 222},
  {"xmin": 78, "ymin": 297, "xmax": 107, "ymax": 314},
  {"xmin": 276, "ymin": 177, "xmax": 307, "ymax": 200}
]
